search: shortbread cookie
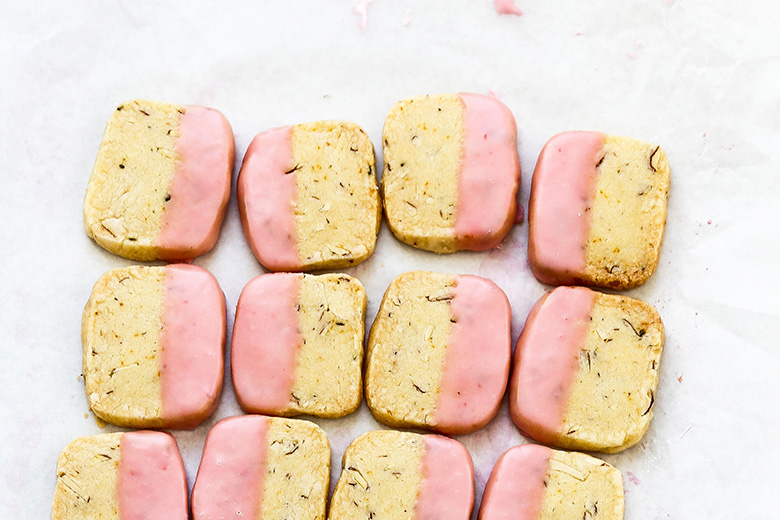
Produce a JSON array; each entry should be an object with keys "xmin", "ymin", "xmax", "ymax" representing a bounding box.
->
[
  {"xmin": 509, "ymin": 286, "xmax": 664, "ymax": 453},
  {"xmin": 528, "ymin": 131, "xmax": 670, "ymax": 289},
  {"xmin": 329, "ymin": 430, "xmax": 473, "ymax": 520},
  {"xmin": 232, "ymin": 273, "xmax": 366, "ymax": 418},
  {"xmin": 478, "ymin": 444, "xmax": 624, "ymax": 520},
  {"xmin": 52, "ymin": 431, "xmax": 187, "ymax": 520},
  {"xmin": 192, "ymin": 415, "xmax": 330, "ymax": 520},
  {"xmin": 382, "ymin": 93, "xmax": 520, "ymax": 253},
  {"xmin": 238, "ymin": 120, "xmax": 381, "ymax": 271},
  {"xmin": 365, "ymin": 271, "xmax": 511, "ymax": 434},
  {"xmin": 84, "ymin": 99, "xmax": 234, "ymax": 261},
  {"xmin": 82, "ymin": 264, "xmax": 226, "ymax": 429}
]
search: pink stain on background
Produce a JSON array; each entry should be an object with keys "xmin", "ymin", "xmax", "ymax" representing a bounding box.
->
[
  {"xmin": 493, "ymin": 0, "xmax": 523, "ymax": 16},
  {"xmin": 353, "ymin": 0, "xmax": 373, "ymax": 32}
]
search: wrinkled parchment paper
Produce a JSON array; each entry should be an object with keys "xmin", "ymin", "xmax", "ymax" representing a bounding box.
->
[{"xmin": 1, "ymin": 1, "xmax": 779, "ymax": 517}]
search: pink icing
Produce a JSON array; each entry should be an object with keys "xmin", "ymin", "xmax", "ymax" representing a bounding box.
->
[
  {"xmin": 415, "ymin": 435, "xmax": 475, "ymax": 520},
  {"xmin": 158, "ymin": 105, "xmax": 234, "ymax": 260},
  {"xmin": 493, "ymin": 0, "xmax": 524, "ymax": 16},
  {"xmin": 237, "ymin": 126, "xmax": 300, "ymax": 271},
  {"xmin": 231, "ymin": 273, "xmax": 302, "ymax": 413},
  {"xmin": 160, "ymin": 264, "xmax": 226, "ymax": 429},
  {"xmin": 509, "ymin": 287, "xmax": 596, "ymax": 443},
  {"xmin": 434, "ymin": 275, "xmax": 511, "ymax": 435},
  {"xmin": 528, "ymin": 131, "xmax": 605, "ymax": 284},
  {"xmin": 454, "ymin": 93, "xmax": 520, "ymax": 251},
  {"xmin": 118, "ymin": 431, "xmax": 188, "ymax": 520},
  {"xmin": 191, "ymin": 415, "xmax": 269, "ymax": 520},
  {"xmin": 478, "ymin": 444, "xmax": 550, "ymax": 520}
]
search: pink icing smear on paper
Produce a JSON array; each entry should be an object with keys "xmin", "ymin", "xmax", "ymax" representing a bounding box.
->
[
  {"xmin": 353, "ymin": 0, "xmax": 373, "ymax": 32},
  {"xmin": 415, "ymin": 435, "xmax": 474, "ymax": 520},
  {"xmin": 434, "ymin": 275, "xmax": 511, "ymax": 434},
  {"xmin": 238, "ymin": 126, "xmax": 300, "ymax": 271},
  {"xmin": 160, "ymin": 264, "xmax": 225, "ymax": 429},
  {"xmin": 478, "ymin": 444, "xmax": 550, "ymax": 520},
  {"xmin": 528, "ymin": 131, "xmax": 605, "ymax": 282},
  {"xmin": 191, "ymin": 416, "xmax": 269, "ymax": 520},
  {"xmin": 158, "ymin": 105, "xmax": 234, "ymax": 260},
  {"xmin": 118, "ymin": 431, "xmax": 188, "ymax": 520},
  {"xmin": 493, "ymin": 0, "xmax": 523, "ymax": 16},
  {"xmin": 231, "ymin": 273, "xmax": 302, "ymax": 414},
  {"xmin": 454, "ymin": 93, "xmax": 521, "ymax": 251},
  {"xmin": 509, "ymin": 287, "xmax": 595, "ymax": 443}
]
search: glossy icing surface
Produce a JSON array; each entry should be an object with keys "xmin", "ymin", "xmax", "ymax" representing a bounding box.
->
[
  {"xmin": 158, "ymin": 105, "xmax": 234, "ymax": 259},
  {"xmin": 118, "ymin": 431, "xmax": 188, "ymax": 520},
  {"xmin": 160, "ymin": 264, "xmax": 225, "ymax": 429},
  {"xmin": 434, "ymin": 275, "xmax": 511, "ymax": 434},
  {"xmin": 191, "ymin": 416, "xmax": 269, "ymax": 520},
  {"xmin": 232, "ymin": 273, "xmax": 302, "ymax": 413},
  {"xmin": 509, "ymin": 287, "xmax": 595, "ymax": 442},
  {"xmin": 415, "ymin": 435, "xmax": 475, "ymax": 520},
  {"xmin": 478, "ymin": 444, "xmax": 550, "ymax": 520},
  {"xmin": 454, "ymin": 93, "xmax": 520, "ymax": 251},
  {"xmin": 528, "ymin": 131, "xmax": 605, "ymax": 283},
  {"xmin": 237, "ymin": 126, "xmax": 300, "ymax": 270}
]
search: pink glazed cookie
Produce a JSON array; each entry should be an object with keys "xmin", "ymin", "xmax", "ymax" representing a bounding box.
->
[
  {"xmin": 528, "ymin": 131, "xmax": 670, "ymax": 289},
  {"xmin": 52, "ymin": 431, "xmax": 188, "ymax": 520},
  {"xmin": 365, "ymin": 271, "xmax": 511, "ymax": 435},
  {"xmin": 329, "ymin": 430, "xmax": 474, "ymax": 520},
  {"xmin": 232, "ymin": 273, "xmax": 366, "ymax": 418},
  {"xmin": 192, "ymin": 415, "xmax": 330, "ymax": 520},
  {"xmin": 382, "ymin": 93, "xmax": 521, "ymax": 253},
  {"xmin": 478, "ymin": 444, "xmax": 624, "ymax": 520},
  {"xmin": 238, "ymin": 120, "xmax": 381, "ymax": 271},
  {"xmin": 509, "ymin": 286, "xmax": 664, "ymax": 453},
  {"xmin": 84, "ymin": 99, "xmax": 234, "ymax": 261},
  {"xmin": 82, "ymin": 264, "xmax": 226, "ymax": 429}
]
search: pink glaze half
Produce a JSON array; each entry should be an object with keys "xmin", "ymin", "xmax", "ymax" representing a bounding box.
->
[
  {"xmin": 434, "ymin": 275, "xmax": 511, "ymax": 435},
  {"xmin": 478, "ymin": 444, "xmax": 551, "ymax": 520},
  {"xmin": 157, "ymin": 105, "xmax": 234, "ymax": 260},
  {"xmin": 118, "ymin": 431, "xmax": 188, "ymax": 520},
  {"xmin": 415, "ymin": 435, "xmax": 475, "ymax": 520},
  {"xmin": 231, "ymin": 273, "xmax": 302, "ymax": 413},
  {"xmin": 509, "ymin": 287, "xmax": 596, "ymax": 443},
  {"xmin": 160, "ymin": 264, "xmax": 226, "ymax": 429},
  {"xmin": 528, "ymin": 131, "xmax": 605, "ymax": 284},
  {"xmin": 454, "ymin": 93, "xmax": 520, "ymax": 251},
  {"xmin": 237, "ymin": 126, "xmax": 300, "ymax": 271},
  {"xmin": 191, "ymin": 415, "xmax": 269, "ymax": 520}
]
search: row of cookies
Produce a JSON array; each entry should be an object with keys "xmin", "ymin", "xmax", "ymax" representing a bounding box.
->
[
  {"xmin": 53, "ymin": 419, "xmax": 624, "ymax": 520},
  {"xmin": 82, "ymin": 265, "xmax": 663, "ymax": 453},
  {"xmin": 84, "ymin": 96, "xmax": 670, "ymax": 288}
]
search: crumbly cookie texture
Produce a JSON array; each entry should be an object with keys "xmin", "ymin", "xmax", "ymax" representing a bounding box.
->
[
  {"xmin": 382, "ymin": 94, "xmax": 463, "ymax": 253},
  {"xmin": 365, "ymin": 271, "xmax": 455, "ymax": 429},
  {"xmin": 584, "ymin": 136, "xmax": 670, "ymax": 289},
  {"xmin": 82, "ymin": 266, "xmax": 166, "ymax": 428},
  {"xmin": 52, "ymin": 433, "xmax": 122, "ymax": 520},
  {"xmin": 294, "ymin": 121, "xmax": 381, "ymax": 270},
  {"xmin": 541, "ymin": 450, "xmax": 624, "ymax": 519},
  {"xmin": 562, "ymin": 292, "xmax": 664, "ymax": 453},
  {"xmin": 84, "ymin": 100, "xmax": 181, "ymax": 260},
  {"xmin": 263, "ymin": 418, "xmax": 331, "ymax": 520},
  {"xmin": 328, "ymin": 430, "xmax": 424, "ymax": 519},
  {"xmin": 288, "ymin": 274, "xmax": 366, "ymax": 417}
]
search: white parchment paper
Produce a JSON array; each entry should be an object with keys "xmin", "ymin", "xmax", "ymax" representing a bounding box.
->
[{"xmin": 1, "ymin": 1, "xmax": 779, "ymax": 518}]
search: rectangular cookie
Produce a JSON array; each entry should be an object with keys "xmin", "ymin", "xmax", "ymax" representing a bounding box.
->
[
  {"xmin": 238, "ymin": 120, "xmax": 381, "ymax": 271},
  {"xmin": 192, "ymin": 415, "xmax": 330, "ymax": 520},
  {"xmin": 231, "ymin": 273, "xmax": 366, "ymax": 418},
  {"xmin": 82, "ymin": 264, "xmax": 226, "ymax": 429},
  {"xmin": 329, "ymin": 430, "xmax": 473, "ymax": 520},
  {"xmin": 52, "ymin": 431, "xmax": 188, "ymax": 520},
  {"xmin": 84, "ymin": 99, "xmax": 234, "ymax": 261},
  {"xmin": 528, "ymin": 131, "xmax": 670, "ymax": 289},
  {"xmin": 509, "ymin": 286, "xmax": 664, "ymax": 452}
]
